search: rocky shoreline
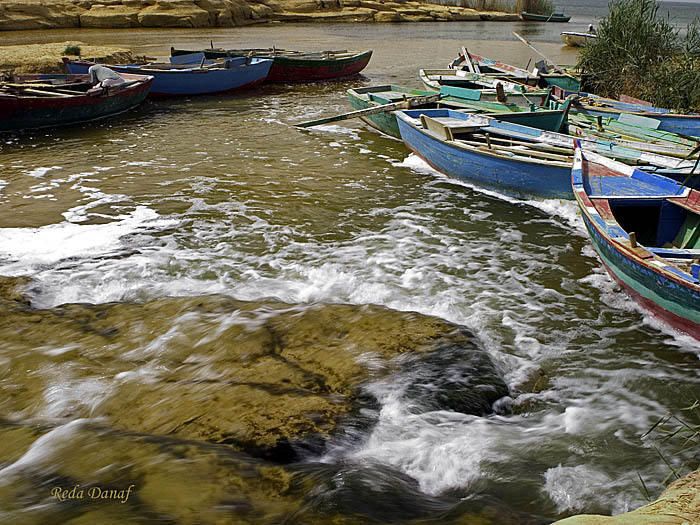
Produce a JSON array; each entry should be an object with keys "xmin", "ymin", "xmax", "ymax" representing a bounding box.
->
[{"xmin": 0, "ymin": 0, "xmax": 519, "ymax": 31}]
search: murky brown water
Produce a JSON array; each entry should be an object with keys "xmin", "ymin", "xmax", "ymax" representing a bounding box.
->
[{"xmin": 1, "ymin": 15, "xmax": 700, "ymax": 525}]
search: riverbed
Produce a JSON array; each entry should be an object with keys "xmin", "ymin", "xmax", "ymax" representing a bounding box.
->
[{"xmin": 1, "ymin": 10, "xmax": 700, "ymax": 524}]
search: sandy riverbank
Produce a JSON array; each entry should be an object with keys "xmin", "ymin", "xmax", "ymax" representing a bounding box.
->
[{"xmin": 0, "ymin": 41, "xmax": 135, "ymax": 73}]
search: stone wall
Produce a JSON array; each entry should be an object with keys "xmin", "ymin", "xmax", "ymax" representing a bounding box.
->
[{"xmin": 0, "ymin": 0, "xmax": 519, "ymax": 30}]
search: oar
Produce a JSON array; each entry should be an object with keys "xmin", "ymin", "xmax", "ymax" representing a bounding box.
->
[
  {"xmin": 295, "ymin": 93, "xmax": 442, "ymax": 128},
  {"xmin": 461, "ymin": 46, "xmax": 480, "ymax": 74},
  {"xmin": 512, "ymin": 31, "xmax": 567, "ymax": 75}
]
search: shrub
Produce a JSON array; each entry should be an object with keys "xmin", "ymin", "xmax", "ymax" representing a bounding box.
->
[
  {"xmin": 513, "ymin": 0, "xmax": 554, "ymax": 15},
  {"xmin": 63, "ymin": 45, "xmax": 81, "ymax": 56},
  {"xmin": 578, "ymin": 0, "xmax": 700, "ymax": 112}
]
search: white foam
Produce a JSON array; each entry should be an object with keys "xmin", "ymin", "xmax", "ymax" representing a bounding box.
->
[
  {"xmin": 25, "ymin": 166, "xmax": 62, "ymax": 178},
  {"xmin": 0, "ymin": 206, "xmax": 179, "ymax": 276},
  {"xmin": 543, "ymin": 464, "xmax": 623, "ymax": 514}
]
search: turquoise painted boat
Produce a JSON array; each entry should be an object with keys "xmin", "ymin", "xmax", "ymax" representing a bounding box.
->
[
  {"xmin": 345, "ymin": 85, "xmax": 700, "ymax": 163},
  {"xmin": 449, "ymin": 51, "xmax": 582, "ymax": 92},
  {"xmin": 347, "ymin": 85, "xmax": 547, "ymax": 139},
  {"xmin": 573, "ymin": 142, "xmax": 700, "ymax": 341},
  {"xmin": 570, "ymin": 95, "xmax": 700, "ymax": 138}
]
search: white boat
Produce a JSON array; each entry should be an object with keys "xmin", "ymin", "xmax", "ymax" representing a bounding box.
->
[{"xmin": 561, "ymin": 31, "xmax": 597, "ymax": 47}]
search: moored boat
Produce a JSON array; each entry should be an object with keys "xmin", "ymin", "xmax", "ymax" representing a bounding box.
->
[
  {"xmin": 568, "ymin": 95, "xmax": 700, "ymax": 138},
  {"xmin": 561, "ymin": 31, "xmax": 598, "ymax": 47},
  {"xmin": 448, "ymin": 51, "xmax": 582, "ymax": 92},
  {"xmin": 63, "ymin": 56, "xmax": 272, "ymax": 97},
  {"xmin": 395, "ymin": 109, "xmax": 575, "ymax": 200},
  {"xmin": 170, "ymin": 47, "xmax": 372, "ymax": 82},
  {"xmin": 520, "ymin": 11, "xmax": 571, "ymax": 22},
  {"xmin": 394, "ymin": 109, "xmax": 699, "ymax": 200},
  {"xmin": 346, "ymin": 84, "xmax": 544, "ymax": 138},
  {"xmin": 572, "ymin": 142, "xmax": 700, "ymax": 341},
  {"xmin": 0, "ymin": 72, "xmax": 152, "ymax": 132}
]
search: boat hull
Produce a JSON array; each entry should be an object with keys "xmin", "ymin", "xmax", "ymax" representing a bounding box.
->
[
  {"xmin": 266, "ymin": 51, "xmax": 372, "ymax": 82},
  {"xmin": 172, "ymin": 49, "xmax": 372, "ymax": 82},
  {"xmin": 396, "ymin": 112, "xmax": 572, "ymax": 200},
  {"xmin": 573, "ymin": 104, "xmax": 700, "ymax": 138},
  {"xmin": 561, "ymin": 32, "xmax": 597, "ymax": 47},
  {"xmin": 0, "ymin": 74, "xmax": 152, "ymax": 132},
  {"xmin": 520, "ymin": 11, "xmax": 571, "ymax": 22},
  {"xmin": 64, "ymin": 59, "xmax": 271, "ymax": 96},
  {"xmin": 577, "ymin": 195, "xmax": 700, "ymax": 340},
  {"xmin": 347, "ymin": 89, "xmax": 402, "ymax": 138}
]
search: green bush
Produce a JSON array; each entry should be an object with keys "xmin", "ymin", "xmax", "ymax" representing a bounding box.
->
[
  {"xmin": 63, "ymin": 45, "xmax": 81, "ymax": 56},
  {"xmin": 514, "ymin": 0, "xmax": 554, "ymax": 15},
  {"xmin": 578, "ymin": 0, "xmax": 700, "ymax": 112}
]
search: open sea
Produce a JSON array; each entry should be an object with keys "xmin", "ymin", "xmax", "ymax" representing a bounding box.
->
[{"xmin": 1, "ymin": 1, "xmax": 700, "ymax": 523}]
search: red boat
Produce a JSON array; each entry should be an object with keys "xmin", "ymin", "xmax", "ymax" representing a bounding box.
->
[
  {"xmin": 0, "ymin": 73, "xmax": 152, "ymax": 132},
  {"xmin": 170, "ymin": 47, "xmax": 372, "ymax": 82}
]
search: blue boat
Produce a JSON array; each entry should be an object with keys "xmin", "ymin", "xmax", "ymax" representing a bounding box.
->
[
  {"xmin": 572, "ymin": 141, "xmax": 700, "ymax": 341},
  {"xmin": 569, "ymin": 95, "xmax": 700, "ymax": 138},
  {"xmin": 63, "ymin": 55, "xmax": 272, "ymax": 97},
  {"xmin": 395, "ymin": 109, "xmax": 574, "ymax": 200},
  {"xmin": 394, "ymin": 109, "xmax": 700, "ymax": 200}
]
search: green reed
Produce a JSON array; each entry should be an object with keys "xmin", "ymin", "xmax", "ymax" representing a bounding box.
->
[
  {"xmin": 513, "ymin": 0, "xmax": 554, "ymax": 15},
  {"xmin": 638, "ymin": 400, "xmax": 700, "ymax": 499},
  {"xmin": 578, "ymin": 0, "xmax": 700, "ymax": 113}
]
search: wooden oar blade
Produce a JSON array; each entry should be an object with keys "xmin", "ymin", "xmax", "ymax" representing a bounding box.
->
[{"xmin": 295, "ymin": 94, "xmax": 442, "ymax": 128}]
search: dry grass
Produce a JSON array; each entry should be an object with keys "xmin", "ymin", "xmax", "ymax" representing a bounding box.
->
[{"xmin": 0, "ymin": 41, "xmax": 135, "ymax": 74}]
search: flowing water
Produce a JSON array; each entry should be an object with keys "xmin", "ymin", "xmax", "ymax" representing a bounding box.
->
[{"xmin": 2, "ymin": 4, "xmax": 700, "ymax": 523}]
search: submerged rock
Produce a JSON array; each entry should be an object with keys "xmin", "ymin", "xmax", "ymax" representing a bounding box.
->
[
  {"xmin": 0, "ymin": 291, "xmax": 509, "ymax": 522},
  {"xmin": 0, "ymin": 293, "xmax": 507, "ymax": 460}
]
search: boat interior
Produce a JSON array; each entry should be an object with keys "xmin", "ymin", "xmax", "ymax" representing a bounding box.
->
[
  {"xmin": 608, "ymin": 197, "xmax": 700, "ymax": 273},
  {"xmin": 405, "ymin": 109, "xmax": 573, "ymax": 165},
  {"xmin": 0, "ymin": 75, "xmax": 94, "ymax": 97}
]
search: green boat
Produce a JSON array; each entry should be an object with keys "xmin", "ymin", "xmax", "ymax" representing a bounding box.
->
[
  {"xmin": 346, "ymin": 84, "xmax": 562, "ymax": 139},
  {"xmin": 520, "ymin": 12, "xmax": 571, "ymax": 22}
]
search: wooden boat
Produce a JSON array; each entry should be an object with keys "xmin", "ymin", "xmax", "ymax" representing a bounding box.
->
[
  {"xmin": 0, "ymin": 72, "xmax": 152, "ymax": 132},
  {"xmin": 63, "ymin": 55, "xmax": 272, "ymax": 97},
  {"xmin": 572, "ymin": 142, "xmax": 700, "ymax": 341},
  {"xmin": 170, "ymin": 47, "xmax": 372, "ymax": 82},
  {"xmin": 395, "ymin": 109, "xmax": 574, "ymax": 199},
  {"xmin": 449, "ymin": 51, "xmax": 581, "ymax": 92},
  {"xmin": 346, "ymin": 84, "xmax": 548, "ymax": 138},
  {"xmin": 561, "ymin": 31, "xmax": 598, "ymax": 47},
  {"xmin": 568, "ymin": 112, "xmax": 700, "ymax": 159},
  {"xmin": 569, "ymin": 95, "xmax": 700, "ymax": 138},
  {"xmin": 394, "ymin": 109, "xmax": 699, "ymax": 200},
  {"xmin": 346, "ymin": 85, "xmax": 700, "ymax": 163},
  {"xmin": 520, "ymin": 12, "xmax": 571, "ymax": 22},
  {"xmin": 419, "ymin": 69, "xmax": 552, "ymax": 104}
]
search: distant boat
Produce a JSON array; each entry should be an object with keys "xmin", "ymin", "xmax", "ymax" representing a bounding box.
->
[
  {"xmin": 561, "ymin": 31, "xmax": 598, "ymax": 47},
  {"xmin": 63, "ymin": 55, "xmax": 272, "ymax": 97},
  {"xmin": 170, "ymin": 47, "xmax": 372, "ymax": 82},
  {"xmin": 572, "ymin": 142, "xmax": 700, "ymax": 341},
  {"xmin": 520, "ymin": 12, "xmax": 571, "ymax": 22},
  {"xmin": 0, "ymin": 72, "xmax": 152, "ymax": 132}
]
